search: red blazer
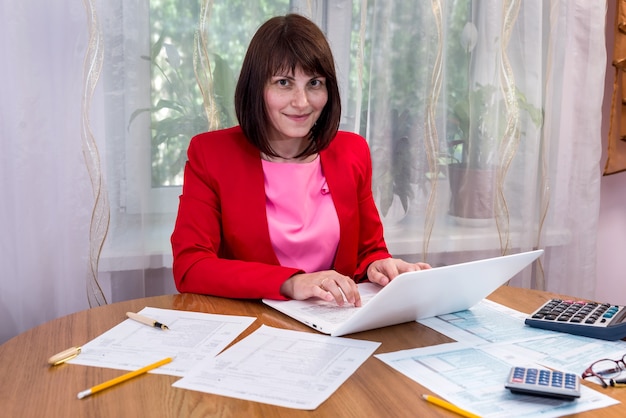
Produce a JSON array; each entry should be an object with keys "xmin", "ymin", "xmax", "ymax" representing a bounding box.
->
[{"xmin": 171, "ymin": 126, "xmax": 391, "ymax": 299}]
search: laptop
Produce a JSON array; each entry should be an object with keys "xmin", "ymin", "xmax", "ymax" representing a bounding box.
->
[{"xmin": 263, "ymin": 249, "xmax": 543, "ymax": 336}]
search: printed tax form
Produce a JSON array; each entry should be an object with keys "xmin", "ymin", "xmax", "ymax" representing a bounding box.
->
[
  {"xmin": 376, "ymin": 300, "xmax": 620, "ymax": 417},
  {"xmin": 68, "ymin": 306, "xmax": 256, "ymax": 376},
  {"xmin": 174, "ymin": 325, "xmax": 380, "ymax": 409}
]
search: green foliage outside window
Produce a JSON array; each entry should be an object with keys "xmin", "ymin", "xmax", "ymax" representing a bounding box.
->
[{"xmin": 135, "ymin": 0, "xmax": 288, "ymax": 187}]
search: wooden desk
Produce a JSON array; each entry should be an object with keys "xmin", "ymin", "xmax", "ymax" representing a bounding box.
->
[{"xmin": 1, "ymin": 286, "xmax": 624, "ymax": 417}]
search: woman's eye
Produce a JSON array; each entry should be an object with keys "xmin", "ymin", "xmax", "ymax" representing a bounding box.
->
[
  {"xmin": 277, "ymin": 79, "xmax": 289, "ymax": 86},
  {"xmin": 310, "ymin": 78, "xmax": 325, "ymax": 88}
]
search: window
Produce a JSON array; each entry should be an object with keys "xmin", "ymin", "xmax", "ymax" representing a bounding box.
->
[
  {"xmin": 103, "ymin": 0, "xmax": 352, "ymax": 216},
  {"xmin": 99, "ymin": 0, "xmax": 352, "ymax": 270},
  {"xmin": 95, "ymin": 0, "xmax": 600, "ymax": 299}
]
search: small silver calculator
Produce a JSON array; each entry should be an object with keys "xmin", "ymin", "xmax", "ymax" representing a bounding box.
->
[{"xmin": 505, "ymin": 366, "xmax": 581, "ymax": 400}]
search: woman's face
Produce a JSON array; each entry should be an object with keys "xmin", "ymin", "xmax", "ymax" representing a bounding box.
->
[{"xmin": 264, "ymin": 66, "xmax": 328, "ymax": 144}]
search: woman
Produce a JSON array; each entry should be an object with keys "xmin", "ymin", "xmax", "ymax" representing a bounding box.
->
[{"xmin": 171, "ymin": 13, "xmax": 430, "ymax": 307}]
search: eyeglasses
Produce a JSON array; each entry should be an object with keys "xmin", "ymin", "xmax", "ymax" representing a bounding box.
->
[{"xmin": 582, "ymin": 354, "xmax": 626, "ymax": 388}]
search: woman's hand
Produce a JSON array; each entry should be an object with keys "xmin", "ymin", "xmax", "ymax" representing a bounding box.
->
[
  {"xmin": 279, "ymin": 258, "xmax": 430, "ymax": 306},
  {"xmin": 366, "ymin": 258, "xmax": 431, "ymax": 287},
  {"xmin": 280, "ymin": 271, "xmax": 361, "ymax": 307}
]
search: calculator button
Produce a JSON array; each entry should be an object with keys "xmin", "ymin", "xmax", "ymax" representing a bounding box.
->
[
  {"xmin": 564, "ymin": 374, "xmax": 577, "ymax": 389},
  {"xmin": 538, "ymin": 370, "xmax": 550, "ymax": 386},
  {"xmin": 511, "ymin": 367, "xmax": 525, "ymax": 382}
]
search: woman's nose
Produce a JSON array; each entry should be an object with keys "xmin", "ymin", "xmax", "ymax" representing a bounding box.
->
[{"xmin": 290, "ymin": 87, "xmax": 309, "ymax": 107}]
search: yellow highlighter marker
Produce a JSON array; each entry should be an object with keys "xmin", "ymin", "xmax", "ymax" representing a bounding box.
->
[
  {"xmin": 422, "ymin": 394, "xmax": 481, "ymax": 418},
  {"xmin": 77, "ymin": 357, "xmax": 173, "ymax": 399},
  {"xmin": 48, "ymin": 346, "xmax": 82, "ymax": 366}
]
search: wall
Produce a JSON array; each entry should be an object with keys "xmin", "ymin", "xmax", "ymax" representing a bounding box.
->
[{"xmin": 596, "ymin": 2, "xmax": 626, "ymax": 304}]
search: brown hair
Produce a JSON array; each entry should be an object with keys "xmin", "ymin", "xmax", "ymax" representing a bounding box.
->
[{"xmin": 234, "ymin": 14, "xmax": 341, "ymax": 158}]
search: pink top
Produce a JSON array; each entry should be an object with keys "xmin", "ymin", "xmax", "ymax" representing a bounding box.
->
[{"xmin": 262, "ymin": 157, "xmax": 340, "ymax": 273}]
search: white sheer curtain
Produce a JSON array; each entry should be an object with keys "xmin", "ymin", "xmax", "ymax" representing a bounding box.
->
[
  {"xmin": 354, "ymin": 0, "xmax": 605, "ymax": 299},
  {"xmin": 0, "ymin": 0, "xmax": 607, "ymax": 344},
  {"xmin": 0, "ymin": 1, "xmax": 94, "ymax": 343}
]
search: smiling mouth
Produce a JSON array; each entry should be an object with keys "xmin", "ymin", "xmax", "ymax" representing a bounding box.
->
[{"xmin": 287, "ymin": 113, "xmax": 310, "ymax": 119}]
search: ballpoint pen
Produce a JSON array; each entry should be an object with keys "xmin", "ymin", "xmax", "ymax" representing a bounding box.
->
[
  {"xmin": 126, "ymin": 312, "xmax": 170, "ymax": 330},
  {"xmin": 77, "ymin": 357, "xmax": 173, "ymax": 399},
  {"xmin": 422, "ymin": 394, "xmax": 481, "ymax": 418}
]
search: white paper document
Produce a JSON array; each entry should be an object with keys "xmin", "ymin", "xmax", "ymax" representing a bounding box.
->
[
  {"xmin": 418, "ymin": 299, "xmax": 552, "ymax": 345},
  {"xmin": 376, "ymin": 342, "xmax": 618, "ymax": 418},
  {"xmin": 418, "ymin": 300, "xmax": 626, "ymax": 383},
  {"xmin": 173, "ymin": 325, "xmax": 381, "ymax": 410},
  {"xmin": 69, "ymin": 307, "xmax": 256, "ymax": 376}
]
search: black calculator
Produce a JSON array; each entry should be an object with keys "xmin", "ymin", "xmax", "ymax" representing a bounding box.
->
[
  {"xmin": 524, "ymin": 298, "xmax": 626, "ymax": 340},
  {"xmin": 505, "ymin": 366, "xmax": 581, "ymax": 400}
]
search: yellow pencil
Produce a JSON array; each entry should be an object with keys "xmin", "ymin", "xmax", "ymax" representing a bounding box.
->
[
  {"xmin": 422, "ymin": 394, "xmax": 481, "ymax": 418},
  {"xmin": 77, "ymin": 357, "xmax": 173, "ymax": 399}
]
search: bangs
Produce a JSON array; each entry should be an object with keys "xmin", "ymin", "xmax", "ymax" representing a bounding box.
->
[{"xmin": 267, "ymin": 35, "xmax": 325, "ymax": 77}]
